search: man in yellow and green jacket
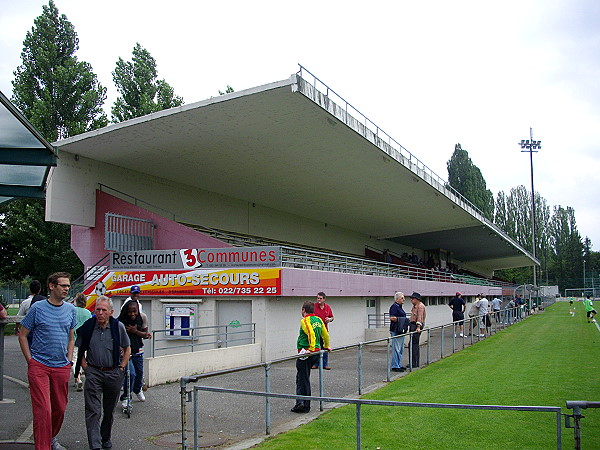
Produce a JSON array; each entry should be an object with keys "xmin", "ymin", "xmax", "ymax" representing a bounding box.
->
[{"xmin": 292, "ymin": 301, "xmax": 331, "ymax": 413}]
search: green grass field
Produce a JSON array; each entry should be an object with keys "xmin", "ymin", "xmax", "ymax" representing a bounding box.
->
[{"xmin": 258, "ymin": 302, "xmax": 599, "ymax": 449}]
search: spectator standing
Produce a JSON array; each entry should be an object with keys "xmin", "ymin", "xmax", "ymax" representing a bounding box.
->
[
  {"xmin": 408, "ymin": 292, "xmax": 426, "ymax": 368},
  {"xmin": 477, "ymin": 295, "xmax": 489, "ymax": 337},
  {"xmin": 120, "ymin": 285, "xmax": 144, "ymax": 315},
  {"xmin": 73, "ymin": 293, "xmax": 92, "ymax": 391},
  {"xmin": 504, "ymin": 297, "xmax": 515, "ymax": 324},
  {"xmin": 16, "ymin": 280, "xmax": 46, "ymax": 336},
  {"xmin": 515, "ymin": 294, "xmax": 525, "ymax": 319},
  {"xmin": 584, "ymin": 296, "xmax": 597, "ymax": 323},
  {"xmin": 18, "ymin": 272, "xmax": 76, "ymax": 450},
  {"xmin": 389, "ymin": 292, "xmax": 408, "ymax": 372},
  {"xmin": 118, "ymin": 300, "xmax": 151, "ymax": 408},
  {"xmin": 449, "ymin": 292, "xmax": 465, "ymax": 337},
  {"xmin": 312, "ymin": 292, "xmax": 334, "ymax": 370},
  {"xmin": 491, "ymin": 297, "xmax": 502, "ymax": 322},
  {"xmin": 0, "ymin": 302, "xmax": 6, "ymax": 319},
  {"xmin": 291, "ymin": 301, "xmax": 330, "ymax": 413},
  {"xmin": 76, "ymin": 296, "xmax": 130, "ymax": 450},
  {"xmin": 467, "ymin": 295, "xmax": 481, "ymax": 335}
]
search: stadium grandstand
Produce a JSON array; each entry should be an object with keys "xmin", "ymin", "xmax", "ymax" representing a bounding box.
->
[{"xmin": 44, "ymin": 66, "xmax": 537, "ymax": 379}]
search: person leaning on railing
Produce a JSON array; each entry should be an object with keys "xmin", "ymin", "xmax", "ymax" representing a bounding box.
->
[{"xmin": 408, "ymin": 293, "xmax": 426, "ymax": 368}]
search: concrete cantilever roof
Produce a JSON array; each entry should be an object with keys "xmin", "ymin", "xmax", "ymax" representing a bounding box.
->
[{"xmin": 55, "ymin": 73, "xmax": 536, "ymax": 273}]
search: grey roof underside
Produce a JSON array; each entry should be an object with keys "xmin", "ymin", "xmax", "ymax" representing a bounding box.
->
[{"xmin": 55, "ymin": 76, "xmax": 536, "ymax": 272}]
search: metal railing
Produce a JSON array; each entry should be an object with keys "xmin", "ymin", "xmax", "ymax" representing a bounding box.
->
[
  {"xmin": 67, "ymin": 253, "xmax": 109, "ymax": 301},
  {"xmin": 94, "ymin": 185, "xmax": 516, "ymax": 290},
  {"xmin": 281, "ymin": 245, "xmax": 515, "ymax": 288},
  {"xmin": 179, "ymin": 308, "xmax": 528, "ymax": 448},
  {"xmin": 151, "ymin": 323, "xmax": 255, "ymax": 356},
  {"xmin": 104, "ymin": 212, "xmax": 154, "ymax": 251},
  {"xmin": 564, "ymin": 401, "xmax": 600, "ymax": 450},
  {"xmin": 187, "ymin": 385, "xmax": 562, "ymax": 450}
]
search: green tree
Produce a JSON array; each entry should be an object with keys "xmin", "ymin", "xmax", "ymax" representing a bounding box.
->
[
  {"xmin": 494, "ymin": 191, "xmax": 507, "ymax": 231},
  {"xmin": 582, "ymin": 237, "xmax": 600, "ymax": 290},
  {"xmin": 504, "ymin": 185, "xmax": 531, "ymax": 248},
  {"xmin": 111, "ymin": 43, "xmax": 184, "ymax": 122},
  {"xmin": 447, "ymin": 143, "xmax": 494, "ymax": 220},
  {"xmin": 548, "ymin": 206, "xmax": 583, "ymax": 290},
  {"xmin": 535, "ymin": 193, "xmax": 551, "ymax": 284},
  {"xmin": 0, "ymin": 199, "xmax": 82, "ymax": 282},
  {"xmin": 11, "ymin": 0, "xmax": 107, "ymax": 141},
  {"xmin": 495, "ymin": 187, "xmax": 552, "ymax": 286}
]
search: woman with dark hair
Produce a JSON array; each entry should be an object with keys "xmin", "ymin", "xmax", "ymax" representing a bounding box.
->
[{"xmin": 117, "ymin": 301, "xmax": 151, "ymax": 408}]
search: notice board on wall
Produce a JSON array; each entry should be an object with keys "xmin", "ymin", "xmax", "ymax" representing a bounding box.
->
[{"xmin": 164, "ymin": 304, "xmax": 196, "ymax": 337}]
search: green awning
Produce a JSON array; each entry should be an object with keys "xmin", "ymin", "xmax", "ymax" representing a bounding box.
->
[{"xmin": 0, "ymin": 90, "xmax": 57, "ymax": 204}]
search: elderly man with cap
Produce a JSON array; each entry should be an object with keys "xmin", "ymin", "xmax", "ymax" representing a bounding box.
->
[
  {"xmin": 408, "ymin": 292, "xmax": 426, "ymax": 368},
  {"xmin": 449, "ymin": 292, "xmax": 465, "ymax": 337}
]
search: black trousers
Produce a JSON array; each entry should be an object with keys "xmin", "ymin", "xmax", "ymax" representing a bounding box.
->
[
  {"xmin": 409, "ymin": 322, "xmax": 421, "ymax": 367},
  {"xmin": 295, "ymin": 355, "xmax": 316, "ymax": 409},
  {"xmin": 84, "ymin": 366, "xmax": 124, "ymax": 449}
]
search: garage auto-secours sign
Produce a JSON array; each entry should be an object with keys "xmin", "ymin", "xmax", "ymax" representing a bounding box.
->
[{"xmin": 83, "ymin": 247, "xmax": 282, "ymax": 302}]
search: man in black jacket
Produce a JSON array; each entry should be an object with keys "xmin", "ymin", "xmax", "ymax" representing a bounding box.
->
[{"xmin": 449, "ymin": 292, "xmax": 465, "ymax": 337}]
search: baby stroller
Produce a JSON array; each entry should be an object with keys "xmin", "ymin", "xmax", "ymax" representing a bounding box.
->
[{"xmin": 121, "ymin": 364, "xmax": 133, "ymax": 418}]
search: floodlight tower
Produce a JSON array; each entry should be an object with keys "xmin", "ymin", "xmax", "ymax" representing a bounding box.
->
[{"xmin": 519, "ymin": 128, "xmax": 541, "ymax": 287}]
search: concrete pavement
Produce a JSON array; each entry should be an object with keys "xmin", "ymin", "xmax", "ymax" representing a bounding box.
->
[{"xmin": 0, "ymin": 320, "xmax": 510, "ymax": 449}]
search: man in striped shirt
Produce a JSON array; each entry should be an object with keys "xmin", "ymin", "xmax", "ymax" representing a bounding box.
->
[
  {"xmin": 19, "ymin": 272, "xmax": 77, "ymax": 450},
  {"xmin": 291, "ymin": 301, "xmax": 331, "ymax": 413}
]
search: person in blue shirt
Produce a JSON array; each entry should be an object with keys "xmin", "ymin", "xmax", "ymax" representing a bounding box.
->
[{"xmin": 18, "ymin": 272, "xmax": 77, "ymax": 450}]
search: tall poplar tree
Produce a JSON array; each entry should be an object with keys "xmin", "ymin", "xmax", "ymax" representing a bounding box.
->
[
  {"xmin": 111, "ymin": 43, "xmax": 184, "ymax": 122},
  {"xmin": 548, "ymin": 206, "xmax": 583, "ymax": 289},
  {"xmin": 494, "ymin": 191, "xmax": 507, "ymax": 231},
  {"xmin": 447, "ymin": 144, "xmax": 494, "ymax": 220},
  {"xmin": 11, "ymin": 0, "xmax": 107, "ymax": 141}
]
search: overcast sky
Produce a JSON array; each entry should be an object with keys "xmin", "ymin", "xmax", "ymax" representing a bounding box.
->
[{"xmin": 1, "ymin": 0, "xmax": 599, "ymax": 249}]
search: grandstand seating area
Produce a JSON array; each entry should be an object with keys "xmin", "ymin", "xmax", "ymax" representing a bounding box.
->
[{"xmin": 181, "ymin": 222, "xmax": 514, "ymax": 288}]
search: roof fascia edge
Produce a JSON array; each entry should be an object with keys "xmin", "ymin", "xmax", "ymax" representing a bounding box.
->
[{"xmin": 55, "ymin": 77, "xmax": 296, "ymax": 147}]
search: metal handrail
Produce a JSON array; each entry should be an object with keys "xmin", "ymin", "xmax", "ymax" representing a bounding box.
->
[
  {"xmin": 67, "ymin": 253, "xmax": 110, "ymax": 299},
  {"xmin": 96, "ymin": 185, "xmax": 515, "ymax": 289},
  {"xmin": 179, "ymin": 307, "xmax": 531, "ymax": 448},
  {"xmin": 187, "ymin": 385, "xmax": 562, "ymax": 450},
  {"xmin": 281, "ymin": 245, "xmax": 515, "ymax": 288},
  {"xmin": 152, "ymin": 323, "xmax": 256, "ymax": 356}
]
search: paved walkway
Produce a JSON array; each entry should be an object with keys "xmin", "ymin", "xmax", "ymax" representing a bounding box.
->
[{"xmin": 0, "ymin": 317, "xmax": 515, "ymax": 449}]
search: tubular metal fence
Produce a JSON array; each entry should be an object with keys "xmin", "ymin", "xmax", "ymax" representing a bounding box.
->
[
  {"xmin": 187, "ymin": 385, "xmax": 563, "ymax": 450},
  {"xmin": 151, "ymin": 323, "xmax": 256, "ymax": 356},
  {"xmin": 179, "ymin": 307, "xmax": 542, "ymax": 449}
]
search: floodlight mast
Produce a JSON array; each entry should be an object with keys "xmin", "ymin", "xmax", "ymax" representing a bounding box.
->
[{"xmin": 519, "ymin": 128, "xmax": 541, "ymax": 288}]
